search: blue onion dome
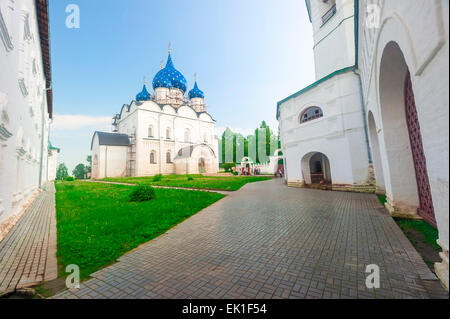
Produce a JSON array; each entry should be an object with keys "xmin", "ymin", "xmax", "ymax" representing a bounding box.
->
[
  {"xmin": 153, "ymin": 53, "xmax": 187, "ymax": 92},
  {"xmin": 152, "ymin": 67, "xmax": 173, "ymax": 90},
  {"xmin": 189, "ymin": 81, "xmax": 204, "ymax": 99},
  {"xmin": 136, "ymin": 84, "xmax": 151, "ymax": 101}
]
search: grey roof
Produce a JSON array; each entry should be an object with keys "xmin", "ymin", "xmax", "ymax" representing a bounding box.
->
[{"xmin": 91, "ymin": 131, "xmax": 130, "ymax": 150}]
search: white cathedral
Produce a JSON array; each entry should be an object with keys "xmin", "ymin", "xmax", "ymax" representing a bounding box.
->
[
  {"xmin": 91, "ymin": 49, "xmax": 219, "ymax": 179},
  {"xmin": 278, "ymin": 0, "xmax": 449, "ymax": 290}
]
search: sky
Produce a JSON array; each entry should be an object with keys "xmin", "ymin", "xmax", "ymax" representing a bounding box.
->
[{"xmin": 49, "ymin": 0, "xmax": 315, "ymax": 171}]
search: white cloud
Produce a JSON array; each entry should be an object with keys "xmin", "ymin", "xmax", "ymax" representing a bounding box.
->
[{"xmin": 52, "ymin": 113, "xmax": 112, "ymax": 131}]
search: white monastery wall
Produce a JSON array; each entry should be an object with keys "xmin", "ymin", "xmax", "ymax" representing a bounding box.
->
[
  {"xmin": 0, "ymin": 0, "xmax": 51, "ymax": 231},
  {"xmin": 358, "ymin": 0, "xmax": 449, "ymax": 289}
]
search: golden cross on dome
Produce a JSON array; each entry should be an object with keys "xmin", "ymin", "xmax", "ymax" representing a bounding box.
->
[
  {"xmin": 143, "ymin": 76, "xmax": 146, "ymax": 85},
  {"xmin": 168, "ymin": 42, "xmax": 171, "ymax": 54},
  {"xmin": 160, "ymin": 58, "xmax": 164, "ymax": 69},
  {"xmin": 194, "ymin": 73, "xmax": 197, "ymax": 82}
]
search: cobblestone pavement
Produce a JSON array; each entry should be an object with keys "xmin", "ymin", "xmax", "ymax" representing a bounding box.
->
[
  {"xmin": 0, "ymin": 183, "xmax": 57, "ymax": 296},
  {"xmin": 53, "ymin": 179, "xmax": 448, "ymax": 299}
]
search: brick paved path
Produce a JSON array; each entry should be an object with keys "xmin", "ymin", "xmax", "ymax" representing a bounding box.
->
[
  {"xmin": 53, "ymin": 179, "xmax": 447, "ymax": 299},
  {"xmin": 0, "ymin": 183, "xmax": 57, "ymax": 296}
]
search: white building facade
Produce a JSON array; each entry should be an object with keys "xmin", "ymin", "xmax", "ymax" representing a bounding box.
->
[
  {"xmin": 357, "ymin": 0, "xmax": 449, "ymax": 290},
  {"xmin": 0, "ymin": 0, "xmax": 53, "ymax": 239},
  {"xmin": 278, "ymin": 0, "xmax": 373, "ymax": 193},
  {"xmin": 278, "ymin": 0, "xmax": 449, "ymax": 290},
  {"xmin": 91, "ymin": 50, "xmax": 219, "ymax": 179}
]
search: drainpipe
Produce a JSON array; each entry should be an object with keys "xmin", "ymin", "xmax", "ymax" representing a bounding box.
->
[{"xmin": 352, "ymin": 0, "xmax": 373, "ymax": 164}]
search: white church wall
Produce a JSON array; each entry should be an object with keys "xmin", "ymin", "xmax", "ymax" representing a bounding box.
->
[
  {"xmin": 47, "ymin": 149, "xmax": 58, "ymax": 181},
  {"xmin": 91, "ymin": 134, "xmax": 101, "ymax": 179},
  {"xmin": 0, "ymin": 0, "xmax": 51, "ymax": 231},
  {"xmin": 279, "ymin": 72, "xmax": 370, "ymax": 190},
  {"xmin": 92, "ymin": 143, "xmax": 128, "ymax": 179},
  {"xmin": 358, "ymin": 0, "xmax": 449, "ymax": 288},
  {"xmin": 103, "ymin": 145, "xmax": 128, "ymax": 178}
]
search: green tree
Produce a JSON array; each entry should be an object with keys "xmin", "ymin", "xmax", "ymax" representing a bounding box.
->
[
  {"xmin": 56, "ymin": 163, "xmax": 69, "ymax": 180},
  {"xmin": 73, "ymin": 163, "xmax": 86, "ymax": 179},
  {"xmin": 254, "ymin": 127, "xmax": 259, "ymax": 163},
  {"xmin": 86, "ymin": 155, "xmax": 92, "ymax": 174},
  {"xmin": 244, "ymin": 138, "xmax": 248, "ymax": 157},
  {"xmin": 232, "ymin": 135, "xmax": 237, "ymax": 163},
  {"xmin": 218, "ymin": 122, "xmax": 280, "ymax": 164}
]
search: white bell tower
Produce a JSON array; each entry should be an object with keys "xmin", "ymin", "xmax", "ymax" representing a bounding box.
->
[{"xmin": 307, "ymin": 0, "xmax": 356, "ymax": 79}]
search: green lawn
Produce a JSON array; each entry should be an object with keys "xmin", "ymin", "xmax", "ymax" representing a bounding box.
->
[
  {"xmin": 394, "ymin": 218, "xmax": 440, "ymax": 251},
  {"xmin": 377, "ymin": 194, "xmax": 387, "ymax": 206},
  {"xmin": 55, "ymin": 181, "xmax": 224, "ymax": 279},
  {"xmin": 102, "ymin": 174, "xmax": 272, "ymax": 191}
]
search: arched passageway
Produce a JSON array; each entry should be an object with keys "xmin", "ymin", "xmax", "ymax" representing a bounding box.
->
[
  {"xmin": 378, "ymin": 41, "xmax": 436, "ymax": 226},
  {"xmin": 301, "ymin": 152, "xmax": 332, "ymax": 189},
  {"xmin": 367, "ymin": 111, "xmax": 385, "ymax": 194}
]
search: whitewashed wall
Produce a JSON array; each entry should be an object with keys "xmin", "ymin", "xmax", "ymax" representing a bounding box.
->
[
  {"xmin": 279, "ymin": 72, "xmax": 370, "ymax": 189},
  {"xmin": 91, "ymin": 140, "xmax": 128, "ymax": 180},
  {"xmin": 358, "ymin": 0, "xmax": 449, "ymax": 289},
  {"xmin": 47, "ymin": 149, "xmax": 58, "ymax": 181},
  {"xmin": 0, "ymin": 0, "xmax": 51, "ymax": 231}
]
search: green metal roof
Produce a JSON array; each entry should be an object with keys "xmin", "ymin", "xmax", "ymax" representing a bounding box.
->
[{"xmin": 48, "ymin": 140, "xmax": 60, "ymax": 151}]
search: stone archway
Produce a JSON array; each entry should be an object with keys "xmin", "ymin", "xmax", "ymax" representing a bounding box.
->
[
  {"xmin": 367, "ymin": 111, "xmax": 385, "ymax": 194},
  {"xmin": 378, "ymin": 41, "xmax": 436, "ymax": 225},
  {"xmin": 301, "ymin": 152, "xmax": 331, "ymax": 189}
]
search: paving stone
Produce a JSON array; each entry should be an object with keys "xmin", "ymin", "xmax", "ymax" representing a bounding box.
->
[
  {"xmin": 51, "ymin": 179, "xmax": 448, "ymax": 299},
  {"xmin": 0, "ymin": 183, "xmax": 57, "ymax": 296}
]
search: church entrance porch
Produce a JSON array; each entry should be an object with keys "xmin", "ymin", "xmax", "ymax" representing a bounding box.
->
[{"xmin": 301, "ymin": 152, "xmax": 332, "ymax": 190}]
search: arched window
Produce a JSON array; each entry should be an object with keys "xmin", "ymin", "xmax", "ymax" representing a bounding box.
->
[
  {"xmin": 299, "ymin": 107, "xmax": 323, "ymax": 124},
  {"xmin": 148, "ymin": 125, "xmax": 154, "ymax": 138},
  {"xmin": 150, "ymin": 150, "xmax": 156, "ymax": 164},
  {"xmin": 203, "ymin": 132, "xmax": 208, "ymax": 143},
  {"xmin": 184, "ymin": 128, "xmax": 191, "ymax": 142},
  {"xmin": 166, "ymin": 127, "xmax": 171, "ymax": 140},
  {"xmin": 166, "ymin": 151, "xmax": 172, "ymax": 163}
]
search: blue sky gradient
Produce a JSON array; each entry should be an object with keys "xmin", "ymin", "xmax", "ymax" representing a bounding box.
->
[{"xmin": 49, "ymin": 0, "xmax": 315, "ymax": 171}]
